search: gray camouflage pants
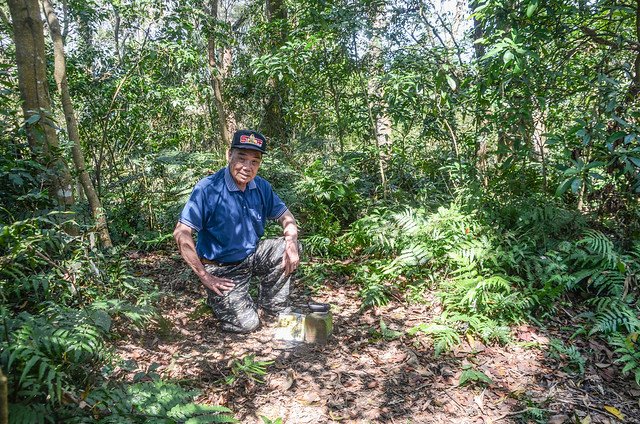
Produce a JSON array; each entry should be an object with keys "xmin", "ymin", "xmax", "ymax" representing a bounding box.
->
[{"xmin": 204, "ymin": 237, "xmax": 299, "ymax": 333}]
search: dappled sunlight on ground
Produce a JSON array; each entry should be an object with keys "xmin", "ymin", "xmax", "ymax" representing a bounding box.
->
[{"xmin": 115, "ymin": 251, "xmax": 640, "ymax": 423}]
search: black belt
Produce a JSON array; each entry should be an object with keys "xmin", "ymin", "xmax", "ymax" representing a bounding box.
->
[{"xmin": 200, "ymin": 258, "xmax": 243, "ymax": 267}]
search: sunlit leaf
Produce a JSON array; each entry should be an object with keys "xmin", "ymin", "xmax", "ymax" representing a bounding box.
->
[{"xmin": 603, "ymin": 405, "xmax": 624, "ymax": 420}]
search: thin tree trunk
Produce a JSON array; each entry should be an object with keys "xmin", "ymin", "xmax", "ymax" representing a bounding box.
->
[
  {"xmin": 8, "ymin": 0, "xmax": 75, "ymax": 208},
  {"xmin": 628, "ymin": 0, "xmax": 640, "ymax": 101},
  {"xmin": 577, "ymin": 179, "xmax": 587, "ymax": 212},
  {"xmin": 208, "ymin": 0, "xmax": 231, "ymax": 146},
  {"xmin": 113, "ymin": 5, "xmax": 122, "ymax": 66},
  {"xmin": 207, "ymin": 0, "xmax": 236, "ymax": 147},
  {"xmin": 367, "ymin": 2, "xmax": 392, "ymax": 197},
  {"xmin": 42, "ymin": 0, "xmax": 113, "ymax": 247},
  {"xmin": 532, "ymin": 106, "xmax": 548, "ymax": 191},
  {"xmin": 262, "ymin": 0, "xmax": 288, "ymax": 145},
  {"xmin": 0, "ymin": 368, "xmax": 7, "ymax": 424},
  {"xmin": 471, "ymin": 0, "xmax": 488, "ymax": 187}
]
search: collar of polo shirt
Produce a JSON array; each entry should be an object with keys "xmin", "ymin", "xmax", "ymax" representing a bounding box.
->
[{"xmin": 224, "ymin": 167, "xmax": 257, "ymax": 192}]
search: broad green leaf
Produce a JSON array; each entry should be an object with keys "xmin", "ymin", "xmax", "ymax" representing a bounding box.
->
[
  {"xmin": 556, "ymin": 177, "xmax": 574, "ymax": 196},
  {"xmin": 526, "ymin": 0, "xmax": 538, "ymax": 17},
  {"xmin": 584, "ymin": 161, "xmax": 605, "ymax": 170},
  {"xmin": 90, "ymin": 310, "xmax": 112, "ymax": 332},
  {"xmin": 503, "ymin": 50, "xmax": 514, "ymax": 64},
  {"xmin": 25, "ymin": 114, "xmax": 41, "ymax": 124},
  {"xmin": 607, "ymin": 131, "xmax": 626, "ymax": 143},
  {"xmin": 446, "ymin": 75, "xmax": 457, "ymax": 91},
  {"xmin": 571, "ymin": 177, "xmax": 583, "ymax": 193},
  {"xmin": 20, "ymin": 356, "xmax": 40, "ymax": 385}
]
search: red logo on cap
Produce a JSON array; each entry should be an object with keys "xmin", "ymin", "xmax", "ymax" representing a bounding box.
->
[{"xmin": 240, "ymin": 134, "xmax": 263, "ymax": 147}]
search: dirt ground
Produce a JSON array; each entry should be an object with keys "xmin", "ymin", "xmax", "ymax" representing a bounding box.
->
[{"xmin": 115, "ymin": 252, "xmax": 640, "ymax": 423}]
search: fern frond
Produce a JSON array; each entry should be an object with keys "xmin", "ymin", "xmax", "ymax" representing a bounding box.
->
[
  {"xmin": 575, "ymin": 229, "xmax": 618, "ymax": 268},
  {"xmin": 407, "ymin": 323, "xmax": 461, "ymax": 356},
  {"xmin": 393, "ymin": 208, "xmax": 429, "ymax": 236},
  {"xmin": 588, "ymin": 301, "xmax": 640, "ymax": 335}
]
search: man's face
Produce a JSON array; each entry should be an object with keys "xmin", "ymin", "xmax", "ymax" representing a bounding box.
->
[{"xmin": 228, "ymin": 148, "xmax": 262, "ymax": 189}]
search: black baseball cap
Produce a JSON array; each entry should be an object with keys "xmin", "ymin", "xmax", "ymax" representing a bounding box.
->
[{"xmin": 231, "ymin": 129, "xmax": 267, "ymax": 153}]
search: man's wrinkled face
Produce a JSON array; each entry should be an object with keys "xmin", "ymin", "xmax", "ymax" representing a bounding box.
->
[{"xmin": 228, "ymin": 148, "xmax": 262, "ymax": 189}]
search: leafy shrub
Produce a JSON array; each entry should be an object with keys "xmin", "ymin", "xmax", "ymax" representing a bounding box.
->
[
  {"xmin": 0, "ymin": 214, "xmax": 223, "ymax": 421},
  {"xmin": 224, "ymin": 355, "xmax": 273, "ymax": 386},
  {"xmin": 458, "ymin": 364, "xmax": 493, "ymax": 387},
  {"xmin": 611, "ymin": 333, "xmax": 640, "ymax": 385},
  {"xmin": 548, "ymin": 338, "xmax": 586, "ymax": 375},
  {"xmin": 65, "ymin": 381, "xmax": 237, "ymax": 423},
  {"xmin": 293, "ymin": 158, "xmax": 364, "ymax": 240}
]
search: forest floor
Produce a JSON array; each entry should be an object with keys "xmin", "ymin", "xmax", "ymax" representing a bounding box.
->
[{"xmin": 115, "ymin": 251, "xmax": 640, "ymax": 424}]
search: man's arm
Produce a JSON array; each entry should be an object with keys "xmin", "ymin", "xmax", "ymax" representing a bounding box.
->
[
  {"xmin": 173, "ymin": 222, "xmax": 235, "ymax": 296},
  {"xmin": 277, "ymin": 210, "xmax": 300, "ymax": 275}
]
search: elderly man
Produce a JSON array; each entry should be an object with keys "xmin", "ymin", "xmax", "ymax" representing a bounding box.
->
[{"xmin": 173, "ymin": 129, "xmax": 300, "ymax": 333}]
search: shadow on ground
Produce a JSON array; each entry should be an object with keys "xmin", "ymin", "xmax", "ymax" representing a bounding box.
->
[{"xmin": 115, "ymin": 251, "xmax": 640, "ymax": 424}]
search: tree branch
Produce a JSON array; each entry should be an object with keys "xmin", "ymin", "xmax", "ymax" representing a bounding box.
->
[{"xmin": 580, "ymin": 26, "xmax": 640, "ymax": 51}]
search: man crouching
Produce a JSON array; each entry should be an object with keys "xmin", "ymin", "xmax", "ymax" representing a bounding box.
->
[{"xmin": 173, "ymin": 129, "xmax": 300, "ymax": 333}]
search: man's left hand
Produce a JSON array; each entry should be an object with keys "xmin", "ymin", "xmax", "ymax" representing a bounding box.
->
[{"xmin": 282, "ymin": 239, "xmax": 300, "ymax": 275}]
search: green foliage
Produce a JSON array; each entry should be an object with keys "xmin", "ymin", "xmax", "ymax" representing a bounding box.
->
[
  {"xmin": 548, "ymin": 338, "xmax": 586, "ymax": 375},
  {"xmin": 521, "ymin": 406, "xmax": 548, "ymax": 424},
  {"xmin": 611, "ymin": 333, "xmax": 640, "ymax": 386},
  {"xmin": 0, "ymin": 214, "xmax": 202, "ymax": 420},
  {"xmin": 224, "ymin": 355, "xmax": 273, "ymax": 386},
  {"xmin": 378, "ymin": 319, "xmax": 403, "ymax": 340},
  {"xmin": 3, "ymin": 309, "xmax": 107, "ymax": 404},
  {"xmin": 407, "ymin": 323, "xmax": 461, "ymax": 356},
  {"xmin": 293, "ymin": 157, "xmax": 365, "ymax": 244},
  {"xmin": 67, "ymin": 381, "xmax": 237, "ymax": 423},
  {"xmin": 104, "ymin": 151, "xmax": 222, "ymax": 246},
  {"xmin": 458, "ymin": 364, "xmax": 493, "ymax": 387},
  {"xmin": 356, "ymin": 264, "xmax": 392, "ymax": 309}
]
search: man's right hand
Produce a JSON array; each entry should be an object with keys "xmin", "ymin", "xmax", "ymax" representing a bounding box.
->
[{"xmin": 200, "ymin": 273, "xmax": 235, "ymax": 296}]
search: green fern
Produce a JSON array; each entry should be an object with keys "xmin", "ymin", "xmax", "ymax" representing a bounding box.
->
[
  {"xmin": 458, "ymin": 364, "xmax": 493, "ymax": 387},
  {"xmin": 7, "ymin": 403, "xmax": 52, "ymax": 424},
  {"xmin": 75, "ymin": 381, "xmax": 238, "ymax": 423},
  {"xmin": 549, "ymin": 339, "xmax": 586, "ymax": 375},
  {"xmin": 168, "ymin": 404, "xmax": 238, "ymax": 422},
  {"xmin": 225, "ymin": 355, "xmax": 273, "ymax": 386},
  {"xmin": 571, "ymin": 229, "xmax": 620, "ymax": 270},
  {"xmin": 589, "ymin": 304, "xmax": 640, "ymax": 335},
  {"xmin": 611, "ymin": 334, "xmax": 640, "ymax": 386},
  {"xmin": 379, "ymin": 319, "xmax": 403, "ymax": 340},
  {"xmin": 359, "ymin": 282, "xmax": 390, "ymax": 308},
  {"xmin": 407, "ymin": 323, "xmax": 461, "ymax": 356}
]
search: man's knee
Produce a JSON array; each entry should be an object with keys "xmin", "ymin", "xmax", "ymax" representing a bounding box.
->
[
  {"xmin": 259, "ymin": 238, "xmax": 302, "ymax": 269},
  {"xmin": 239, "ymin": 313, "xmax": 260, "ymax": 333},
  {"xmin": 223, "ymin": 310, "xmax": 260, "ymax": 333}
]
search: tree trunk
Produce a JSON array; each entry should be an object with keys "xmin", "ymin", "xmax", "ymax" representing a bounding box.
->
[
  {"xmin": 262, "ymin": 0, "xmax": 288, "ymax": 145},
  {"xmin": 208, "ymin": 0, "xmax": 235, "ymax": 147},
  {"xmin": 627, "ymin": 0, "xmax": 640, "ymax": 101},
  {"xmin": 471, "ymin": 0, "xmax": 488, "ymax": 187},
  {"xmin": 366, "ymin": 2, "xmax": 391, "ymax": 196},
  {"xmin": 0, "ymin": 368, "xmax": 7, "ymax": 424},
  {"xmin": 532, "ymin": 106, "xmax": 548, "ymax": 191},
  {"xmin": 8, "ymin": 0, "xmax": 75, "ymax": 208},
  {"xmin": 42, "ymin": 0, "xmax": 113, "ymax": 248}
]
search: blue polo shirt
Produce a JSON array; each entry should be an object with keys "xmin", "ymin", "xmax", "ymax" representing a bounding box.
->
[{"xmin": 178, "ymin": 167, "xmax": 288, "ymax": 263}]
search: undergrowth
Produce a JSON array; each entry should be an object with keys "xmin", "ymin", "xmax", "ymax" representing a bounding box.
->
[
  {"xmin": 334, "ymin": 190, "xmax": 640, "ymax": 381},
  {"xmin": 0, "ymin": 214, "xmax": 235, "ymax": 422}
]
